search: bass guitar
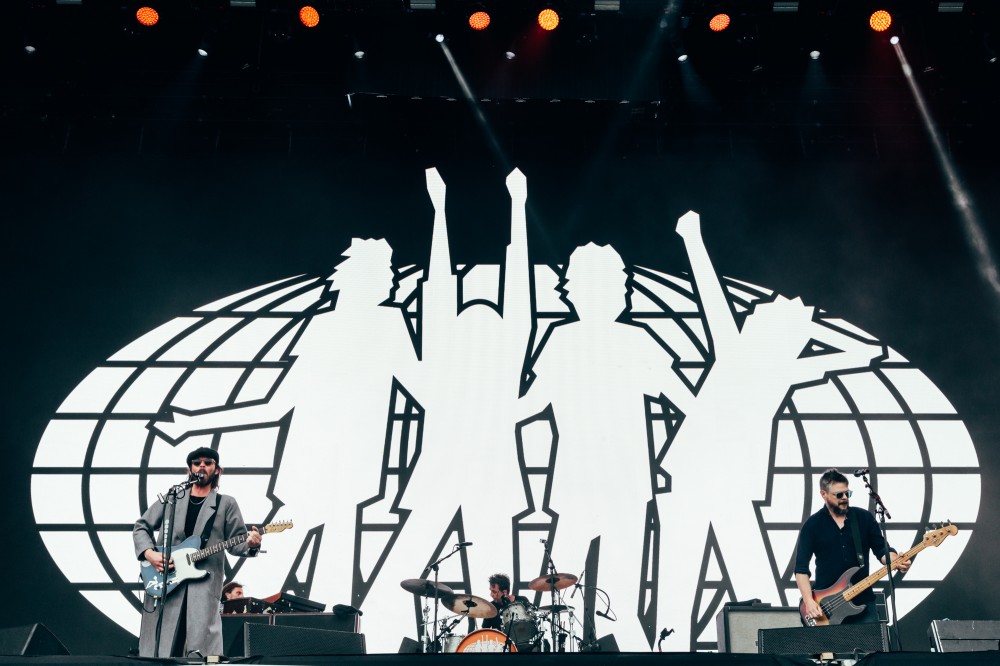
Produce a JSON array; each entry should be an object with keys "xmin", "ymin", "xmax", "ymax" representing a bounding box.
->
[
  {"xmin": 800, "ymin": 522, "xmax": 957, "ymax": 626},
  {"xmin": 140, "ymin": 520, "xmax": 293, "ymax": 599}
]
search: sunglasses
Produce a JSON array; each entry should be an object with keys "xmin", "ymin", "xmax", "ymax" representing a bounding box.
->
[
  {"xmin": 829, "ymin": 490, "xmax": 853, "ymax": 499},
  {"xmin": 190, "ymin": 458, "xmax": 217, "ymax": 467}
]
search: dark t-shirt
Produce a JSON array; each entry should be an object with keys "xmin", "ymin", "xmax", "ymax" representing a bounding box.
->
[
  {"xmin": 184, "ymin": 497, "xmax": 206, "ymax": 540},
  {"xmin": 794, "ymin": 505, "xmax": 893, "ymax": 604}
]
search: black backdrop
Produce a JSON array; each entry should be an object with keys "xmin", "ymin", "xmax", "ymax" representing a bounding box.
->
[{"xmin": 3, "ymin": 120, "xmax": 1000, "ymax": 653}]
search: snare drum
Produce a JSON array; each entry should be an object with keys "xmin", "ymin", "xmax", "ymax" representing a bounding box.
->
[
  {"xmin": 438, "ymin": 633, "xmax": 465, "ymax": 653},
  {"xmin": 456, "ymin": 629, "xmax": 518, "ymax": 653},
  {"xmin": 501, "ymin": 601, "xmax": 539, "ymax": 644}
]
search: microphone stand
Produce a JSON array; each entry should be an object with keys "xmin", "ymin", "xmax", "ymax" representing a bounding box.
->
[
  {"xmin": 859, "ymin": 471, "xmax": 900, "ymax": 652},
  {"xmin": 422, "ymin": 544, "xmax": 463, "ymax": 653},
  {"xmin": 152, "ymin": 476, "xmax": 198, "ymax": 658},
  {"xmin": 540, "ymin": 540, "xmax": 566, "ymax": 652}
]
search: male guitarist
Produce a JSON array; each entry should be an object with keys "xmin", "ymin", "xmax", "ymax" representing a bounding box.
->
[
  {"xmin": 133, "ymin": 447, "xmax": 262, "ymax": 657},
  {"xmin": 794, "ymin": 468, "xmax": 910, "ymax": 625}
]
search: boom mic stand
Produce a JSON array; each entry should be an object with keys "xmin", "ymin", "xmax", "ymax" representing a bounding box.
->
[
  {"xmin": 859, "ymin": 470, "xmax": 901, "ymax": 652},
  {"xmin": 151, "ymin": 475, "xmax": 200, "ymax": 658}
]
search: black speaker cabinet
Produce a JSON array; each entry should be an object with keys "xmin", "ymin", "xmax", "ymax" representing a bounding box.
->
[
  {"xmin": 928, "ymin": 620, "xmax": 1000, "ymax": 652},
  {"xmin": 0, "ymin": 624, "xmax": 69, "ymax": 656},
  {"xmin": 222, "ymin": 614, "xmax": 271, "ymax": 657},
  {"xmin": 715, "ymin": 605, "xmax": 802, "ymax": 653},
  {"xmin": 758, "ymin": 622, "xmax": 889, "ymax": 656},
  {"xmin": 273, "ymin": 612, "xmax": 359, "ymax": 633},
  {"xmin": 243, "ymin": 623, "xmax": 366, "ymax": 656}
]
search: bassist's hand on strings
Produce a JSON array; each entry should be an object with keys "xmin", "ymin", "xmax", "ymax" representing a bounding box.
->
[
  {"xmin": 802, "ymin": 598, "xmax": 823, "ymax": 620},
  {"xmin": 143, "ymin": 548, "xmax": 174, "ymax": 573}
]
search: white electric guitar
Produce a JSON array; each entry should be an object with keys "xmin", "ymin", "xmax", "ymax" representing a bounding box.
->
[{"xmin": 140, "ymin": 520, "xmax": 293, "ymax": 599}]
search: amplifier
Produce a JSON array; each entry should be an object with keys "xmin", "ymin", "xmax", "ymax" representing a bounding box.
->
[
  {"xmin": 715, "ymin": 605, "xmax": 802, "ymax": 653},
  {"xmin": 222, "ymin": 612, "xmax": 360, "ymax": 657},
  {"xmin": 758, "ymin": 622, "xmax": 889, "ymax": 656},
  {"xmin": 244, "ymin": 623, "xmax": 366, "ymax": 656},
  {"xmin": 928, "ymin": 620, "xmax": 1000, "ymax": 652}
]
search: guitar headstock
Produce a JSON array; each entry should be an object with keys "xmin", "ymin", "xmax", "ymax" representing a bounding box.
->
[
  {"xmin": 262, "ymin": 520, "xmax": 294, "ymax": 534},
  {"xmin": 922, "ymin": 521, "xmax": 958, "ymax": 546}
]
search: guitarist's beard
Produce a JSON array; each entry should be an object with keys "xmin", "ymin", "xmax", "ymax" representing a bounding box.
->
[{"xmin": 831, "ymin": 502, "xmax": 849, "ymax": 516}]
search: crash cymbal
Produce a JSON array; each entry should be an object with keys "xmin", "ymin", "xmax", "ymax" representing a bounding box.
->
[
  {"xmin": 441, "ymin": 594, "xmax": 498, "ymax": 619},
  {"xmin": 527, "ymin": 572, "xmax": 578, "ymax": 592},
  {"xmin": 537, "ymin": 604, "xmax": 573, "ymax": 614},
  {"xmin": 400, "ymin": 578, "xmax": 454, "ymax": 597}
]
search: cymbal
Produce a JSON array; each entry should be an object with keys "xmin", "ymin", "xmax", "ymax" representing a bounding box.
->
[
  {"xmin": 527, "ymin": 572, "xmax": 578, "ymax": 592},
  {"xmin": 400, "ymin": 578, "xmax": 454, "ymax": 597},
  {"xmin": 537, "ymin": 604, "xmax": 573, "ymax": 614},
  {"xmin": 441, "ymin": 594, "xmax": 498, "ymax": 619}
]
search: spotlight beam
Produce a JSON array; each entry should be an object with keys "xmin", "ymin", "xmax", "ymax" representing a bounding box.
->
[{"xmin": 893, "ymin": 41, "xmax": 1000, "ymax": 312}]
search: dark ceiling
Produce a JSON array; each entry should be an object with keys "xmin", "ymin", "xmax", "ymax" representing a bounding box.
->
[{"xmin": 1, "ymin": 0, "xmax": 998, "ymax": 160}]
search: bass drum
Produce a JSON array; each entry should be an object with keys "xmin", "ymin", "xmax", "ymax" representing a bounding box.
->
[{"xmin": 456, "ymin": 629, "xmax": 518, "ymax": 653}]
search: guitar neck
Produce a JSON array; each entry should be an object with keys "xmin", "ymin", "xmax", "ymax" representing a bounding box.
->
[
  {"xmin": 190, "ymin": 533, "xmax": 250, "ymax": 563},
  {"xmin": 842, "ymin": 540, "xmax": 927, "ymax": 601}
]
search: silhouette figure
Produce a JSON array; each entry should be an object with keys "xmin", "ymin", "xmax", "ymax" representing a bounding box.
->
[
  {"xmin": 656, "ymin": 211, "xmax": 886, "ymax": 648},
  {"xmin": 522, "ymin": 242, "xmax": 695, "ymax": 650},
  {"xmin": 362, "ymin": 168, "xmax": 534, "ymax": 652},
  {"xmin": 150, "ymin": 238, "xmax": 417, "ymax": 610}
]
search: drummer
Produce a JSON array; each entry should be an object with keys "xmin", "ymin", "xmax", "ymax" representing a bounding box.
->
[{"xmin": 482, "ymin": 573, "xmax": 531, "ymax": 631}]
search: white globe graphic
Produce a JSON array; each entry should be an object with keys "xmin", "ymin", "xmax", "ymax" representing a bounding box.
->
[{"xmin": 30, "ymin": 266, "xmax": 980, "ymax": 648}]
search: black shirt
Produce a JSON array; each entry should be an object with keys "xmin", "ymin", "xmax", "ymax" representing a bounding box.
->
[{"xmin": 794, "ymin": 505, "xmax": 893, "ymax": 604}]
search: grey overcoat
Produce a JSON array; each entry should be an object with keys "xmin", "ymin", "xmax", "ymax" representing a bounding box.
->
[{"xmin": 133, "ymin": 488, "xmax": 258, "ymax": 657}]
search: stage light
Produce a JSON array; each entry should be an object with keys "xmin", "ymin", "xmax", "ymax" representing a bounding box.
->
[
  {"xmin": 299, "ymin": 6, "xmax": 320, "ymax": 28},
  {"xmin": 435, "ymin": 33, "xmax": 445, "ymax": 43},
  {"xmin": 869, "ymin": 10, "xmax": 892, "ymax": 33},
  {"xmin": 709, "ymin": 13, "xmax": 731, "ymax": 32},
  {"xmin": 538, "ymin": 8, "xmax": 560, "ymax": 31},
  {"xmin": 809, "ymin": 50, "xmax": 820, "ymax": 59},
  {"xmin": 24, "ymin": 45, "xmax": 37, "ymax": 55},
  {"xmin": 197, "ymin": 48, "xmax": 208, "ymax": 57},
  {"xmin": 505, "ymin": 51, "xmax": 516, "ymax": 60},
  {"xmin": 890, "ymin": 35, "xmax": 900, "ymax": 45},
  {"xmin": 469, "ymin": 11, "xmax": 490, "ymax": 31},
  {"xmin": 354, "ymin": 50, "xmax": 366, "ymax": 60},
  {"xmin": 136, "ymin": 7, "xmax": 159, "ymax": 27},
  {"xmin": 677, "ymin": 53, "xmax": 688, "ymax": 62}
]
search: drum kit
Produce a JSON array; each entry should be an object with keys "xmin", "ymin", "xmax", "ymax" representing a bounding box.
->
[{"xmin": 399, "ymin": 571, "xmax": 581, "ymax": 653}]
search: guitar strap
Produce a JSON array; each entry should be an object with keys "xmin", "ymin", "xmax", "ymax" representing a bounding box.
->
[
  {"xmin": 199, "ymin": 494, "xmax": 220, "ymax": 549},
  {"xmin": 848, "ymin": 507, "xmax": 865, "ymax": 567}
]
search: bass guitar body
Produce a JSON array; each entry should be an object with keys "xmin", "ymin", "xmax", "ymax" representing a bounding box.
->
[
  {"xmin": 800, "ymin": 566, "xmax": 866, "ymax": 626},
  {"xmin": 139, "ymin": 535, "xmax": 208, "ymax": 599}
]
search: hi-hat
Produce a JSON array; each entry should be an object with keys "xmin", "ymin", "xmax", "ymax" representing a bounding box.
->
[
  {"xmin": 441, "ymin": 594, "xmax": 498, "ymax": 619},
  {"xmin": 527, "ymin": 572, "xmax": 578, "ymax": 592},
  {"xmin": 400, "ymin": 578, "xmax": 454, "ymax": 597},
  {"xmin": 537, "ymin": 604, "xmax": 573, "ymax": 614}
]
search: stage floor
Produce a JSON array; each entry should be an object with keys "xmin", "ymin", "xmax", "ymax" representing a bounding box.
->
[{"xmin": 0, "ymin": 651, "xmax": 997, "ymax": 666}]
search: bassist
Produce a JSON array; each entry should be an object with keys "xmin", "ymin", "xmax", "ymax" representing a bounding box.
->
[
  {"xmin": 133, "ymin": 447, "xmax": 262, "ymax": 657},
  {"xmin": 794, "ymin": 468, "xmax": 910, "ymax": 625}
]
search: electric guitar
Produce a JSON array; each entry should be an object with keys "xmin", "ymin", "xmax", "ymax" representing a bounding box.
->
[
  {"xmin": 140, "ymin": 520, "xmax": 293, "ymax": 599},
  {"xmin": 800, "ymin": 523, "xmax": 957, "ymax": 626}
]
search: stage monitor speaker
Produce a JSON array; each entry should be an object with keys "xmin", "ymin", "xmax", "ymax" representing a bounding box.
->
[
  {"xmin": 398, "ymin": 637, "xmax": 422, "ymax": 654},
  {"xmin": 928, "ymin": 620, "xmax": 1000, "ymax": 652},
  {"xmin": 222, "ymin": 614, "xmax": 271, "ymax": 657},
  {"xmin": 715, "ymin": 605, "xmax": 802, "ymax": 653},
  {"xmin": 0, "ymin": 623, "xmax": 69, "ymax": 656},
  {"xmin": 273, "ymin": 612, "xmax": 359, "ymax": 634},
  {"xmin": 244, "ymin": 623, "xmax": 366, "ymax": 656},
  {"xmin": 758, "ymin": 622, "xmax": 889, "ymax": 656}
]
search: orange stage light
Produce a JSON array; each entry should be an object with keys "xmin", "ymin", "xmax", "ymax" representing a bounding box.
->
[
  {"xmin": 469, "ymin": 11, "xmax": 491, "ymax": 31},
  {"xmin": 709, "ymin": 13, "xmax": 731, "ymax": 33},
  {"xmin": 299, "ymin": 6, "xmax": 320, "ymax": 28},
  {"xmin": 869, "ymin": 10, "xmax": 892, "ymax": 33},
  {"xmin": 136, "ymin": 7, "xmax": 159, "ymax": 27},
  {"xmin": 538, "ymin": 9, "xmax": 560, "ymax": 32}
]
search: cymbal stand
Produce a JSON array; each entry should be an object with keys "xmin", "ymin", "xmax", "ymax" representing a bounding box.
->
[
  {"xmin": 422, "ymin": 544, "xmax": 461, "ymax": 653},
  {"xmin": 540, "ymin": 539, "xmax": 566, "ymax": 652}
]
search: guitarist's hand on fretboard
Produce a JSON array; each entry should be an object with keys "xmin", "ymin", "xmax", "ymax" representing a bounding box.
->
[{"xmin": 246, "ymin": 526, "xmax": 262, "ymax": 550}]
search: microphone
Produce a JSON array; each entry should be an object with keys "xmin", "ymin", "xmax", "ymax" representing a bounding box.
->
[
  {"xmin": 853, "ymin": 468, "xmax": 869, "ymax": 477},
  {"xmin": 456, "ymin": 542, "xmax": 473, "ymax": 548},
  {"xmin": 596, "ymin": 610, "xmax": 615, "ymax": 622},
  {"xmin": 177, "ymin": 472, "xmax": 206, "ymax": 489}
]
